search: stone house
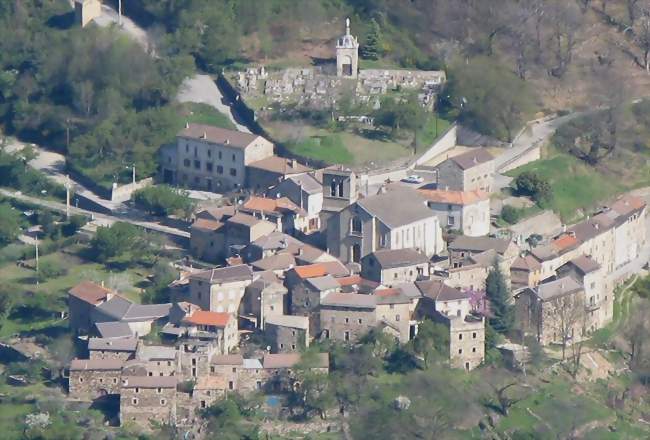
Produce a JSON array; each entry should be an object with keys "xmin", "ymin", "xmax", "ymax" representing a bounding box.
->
[
  {"xmin": 270, "ymin": 173, "xmax": 323, "ymax": 231},
  {"xmin": 133, "ymin": 345, "xmax": 179, "ymax": 377},
  {"xmin": 94, "ymin": 321, "xmax": 134, "ymax": 339},
  {"xmin": 515, "ymin": 276, "xmax": 586, "ymax": 346},
  {"xmin": 168, "ymin": 123, "xmax": 274, "ymax": 192},
  {"xmin": 265, "ymin": 315, "xmax": 310, "ymax": 353},
  {"xmin": 556, "ymin": 255, "xmax": 612, "ymax": 333},
  {"xmin": 68, "ymin": 281, "xmax": 113, "ymax": 334},
  {"xmin": 414, "ymin": 279, "xmax": 485, "ymax": 370},
  {"xmin": 319, "ymin": 292, "xmax": 377, "ymax": 342},
  {"xmin": 448, "ymin": 236, "xmax": 519, "ymax": 274},
  {"xmin": 209, "ymin": 355, "xmax": 266, "ymax": 395},
  {"xmin": 181, "ymin": 310, "xmax": 239, "ymax": 354},
  {"xmin": 444, "ymin": 249, "xmax": 494, "ymax": 291},
  {"xmin": 418, "ymin": 188, "xmax": 490, "ymax": 236},
  {"xmin": 91, "ymin": 295, "xmax": 172, "ymax": 337},
  {"xmin": 192, "ymin": 376, "xmax": 227, "ymax": 410},
  {"xmin": 374, "ymin": 288, "xmax": 412, "ymax": 343},
  {"xmin": 189, "ymin": 206, "xmax": 235, "ymax": 262},
  {"xmin": 88, "ymin": 338, "xmax": 138, "ymax": 361},
  {"xmin": 436, "ymin": 148, "xmax": 495, "ymax": 193},
  {"xmin": 327, "ymin": 186, "xmax": 444, "ymax": 264},
  {"xmin": 262, "ymin": 353, "xmax": 329, "ymax": 392},
  {"xmin": 246, "ymin": 156, "xmax": 312, "ymax": 192},
  {"xmin": 120, "ymin": 376, "xmax": 178, "ymax": 429},
  {"xmin": 510, "ymin": 254, "xmax": 543, "ymax": 291},
  {"xmin": 243, "ymin": 231, "xmax": 335, "ymax": 264},
  {"xmin": 241, "ymin": 271, "xmax": 288, "ymax": 329},
  {"xmin": 188, "ymin": 265, "xmax": 254, "ymax": 314},
  {"xmin": 361, "ymin": 248, "xmax": 430, "ymax": 286},
  {"xmin": 69, "ymin": 359, "xmax": 123, "ymax": 398},
  {"xmin": 240, "ymin": 195, "xmax": 310, "ymax": 234},
  {"xmin": 224, "ymin": 213, "xmax": 277, "ymax": 257}
]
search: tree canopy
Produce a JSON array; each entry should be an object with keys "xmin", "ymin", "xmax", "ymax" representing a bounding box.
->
[{"xmin": 486, "ymin": 261, "xmax": 514, "ymax": 335}]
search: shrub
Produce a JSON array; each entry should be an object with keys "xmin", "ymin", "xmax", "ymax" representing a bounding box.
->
[
  {"xmin": 133, "ymin": 185, "xmax": 195, "ymax": 218},
  {"xmin": 61, "ymin": 215, "xmax": 88, "ymax": 237},
  {"xmin": 500, "ymin": 205, "xmax": 521, "ymax": 224},
  {"xmin": 513, "ymin": 171, "xmax": 552, "ymax": 206},
  {"xmin": 37, "ymin": 260, "xmax": 67, "ymax": 282}
]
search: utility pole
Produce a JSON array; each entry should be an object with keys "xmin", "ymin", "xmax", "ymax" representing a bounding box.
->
[
  {"xmin": 66, "ymin": 174, "xmax": 71, "ymax": 219},
  {"xmin": 132, "ymin": 164, "xmax": 136, "ymax": 185},
  {"xmin": 35, "ymin": 236, "xmax": 39, "ymax": 287},
  {"xmin": 118, "ymin": 0, "xmax": 122, "ymax": 26}
]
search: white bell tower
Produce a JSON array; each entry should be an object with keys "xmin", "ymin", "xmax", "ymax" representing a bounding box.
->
[{"xmin": 336, "ymin": 18, "xmax": 359, "ymax": 79}]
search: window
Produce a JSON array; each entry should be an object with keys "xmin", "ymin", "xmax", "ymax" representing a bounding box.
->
[
  {"xmin": 458, "ymin": 349, "xmax": 463, "ymax": 354},
  {"xmin": 79, "ymin": 377, "xmax": 84, "ymax": 383},
  {"xmin": 206, "ymin": 162, "xmax": 213, "ymax": 172},
  {"xmin": 358, "ymin": 318, "xmax": 362, "ymax": 324},
  {"xmin": 379, "ymin": 234, "xmax": 387, "ymax": 247},
  {"xmin": 113, "ymin": 378, "xmax": 118, "ymax": 384},
  {"xmin": 232, "ymin": 154, "xmax": 236, "ymax": 162},
  {"xmin": 207, "ymin": 149, "xmax": 212, "ymax": 158},
  {"xmin": 157, "ymin": 387, "xmax": 162, "ymax": 394},
  {"xmin": 194, "ymin": 160, "xmax": 201, "ymax": 169},
  {"xmin": 351, "ymin": 216, "xmax": 362, "ymax": 234},
  {"xmin": 291, "ymin": 330, "xmax": 296, "ymax": 336},
  {"xmin": 280, "ymin": 343, "xmax": 284, "ymax": 349},
  {"xmin": 232, "ymin": 367, "xmax": 236, "ymax": 373},
  {"xmin": 228, "ymin": 381, "xmax": 234, "ymax": 390},
  {"xmin": 256, "ymin": 381, "xmax": 262, "ymax": 389},
  {"xmin": 135, "ymin": 387, "xmax": 140, "ymax": 394},
  {"xmin": 345, "ymin": 317, "xmax": 349, "ymax": 323},
  {"xmin": 459, "ymin": 334, "xmax": 463, "ymax": 340},
  {"xmin": 160, "ymin": 399, "xmax": 167, "ymax": 405},
  {"xmin": 194, "ymin": 146, "xmax": 198, "ymax": 157},
  {"xmin": 344, "ymin": 331, "xmax": 350, "ymax": 341},
  {"xmin": 394, "ymin": 273, "xmax": 398, "ymax": 279},
  {"xmin": 472, "ymin": 347, "xmax": 477, "ymax": 353},
  {"xmin": 447, "ymin": 216, "xmax": 455, "ymax": 226},
  {"xmin": 148, "ymin": 372, "xmax": 153, "ymax": 377},
  {"xmin": 291, "ymin": 344, "xmax": 296, "ymax": 350},
  {"xmin": 330, "ymin": 181, "xmax": 336, "ymax": 197},
  {"xmin": 217, "ymin": 165, "xmax": 223, "ymax": 174},
  {"xmin": 192, "ymin": 358, "xmax": 197, "ymax": 366},
  {"xmin": 183, "ymin": 159, "xmax": 191, "ymax": 167},
  {"xmin": 99, "ymin": 378, "xmax": 103, "ymax": 383},
  {"xmin": 472, "ymin": 332, "xmax": 477, "ymax": 339},
  {"xmin": 218, "ymin": 151, "xmax": 222, "ymax": 159},
  {"xmin": 210, "ymin": 366, "xmax": 215, "ymax": 373},
  {"xmin": 185, "ymin": 144, "xmax": 189, "ymax": 153},
  {"xmin": 132, "ymin": 398, "xmax": 138, "ymax": 405},
  {"xmin": 230, "ymin": 168, "xmax": 237, "ymax": 177},
  {"xmin": 395, "ymin": 314, "xmax": 400, "ymax": 321},
  {"xmin": 201, "ymin": 400, "xmax": 207, "ymax": 409}
]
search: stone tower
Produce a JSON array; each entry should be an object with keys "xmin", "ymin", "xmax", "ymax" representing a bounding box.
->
[{"xmin": 336, "ymin": 18, "xmax": 359, "ymax": 79}]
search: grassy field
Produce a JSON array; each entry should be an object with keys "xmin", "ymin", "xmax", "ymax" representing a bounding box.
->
[
  {"xmin": 506, "ymin": 150, "xmax": 625, "ymax": 222},
  {"xmin": 267, "ymin": 115, "xmax": 450, "ymax": 166},
  {"xmin": 179, "ymin": 102, "xmax": 236, "ymax": 130}
]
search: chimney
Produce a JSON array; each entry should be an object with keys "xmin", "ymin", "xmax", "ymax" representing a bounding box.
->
[
  {"xmin": 225, "ymin": 139, "xmax": 230, "ymax": 145},
  {"xmin": 185, "ymin": 122, "xmax": 189, "ymax": 129},
  {"xmin": 298, "ymin": 247, "xmax": 304, "ymax": 256},
  {"xmin": 291, "ymin": 159, "xmax": 297, "ymax": 169},
  {"xmin": 101, "ymin": 280, "xmax": 105, "ymax": 287},
  {"xmin": 594, "ymin": 223, "xmax": 599, "ymax": 230},
  {"xmin": 201, "ymin": 132, "xmax": 207, "ymax": 139},
  {"xmin": 562, "ymin": 224, "xmax": 567, "ymax": 233}
]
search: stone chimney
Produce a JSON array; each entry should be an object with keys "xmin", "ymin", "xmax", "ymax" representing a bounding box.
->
[
  {"xmin": 291, "ymin": 159, "xmax": 297, "ymax": 169},
  {"xmin": 201, "ymin": 132, "xmax": 207, "ymax": 139},
  {"xmin": 225, "ymin": 139, "xmax": 230, "ymax": 145}
]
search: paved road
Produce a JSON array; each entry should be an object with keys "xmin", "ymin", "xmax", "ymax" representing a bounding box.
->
[
  {"xmin": 177, "ymin": 75, "xmax": 251, "ymax": 133},
  {"xmin": 0, "ymin": 189, "xmax": 189, "ymax": 239},
  {"xmin": 4, "ymin": 139, "xmax": 124, "ymax": 212}
]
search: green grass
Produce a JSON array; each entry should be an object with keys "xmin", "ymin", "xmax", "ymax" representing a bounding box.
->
[
  {"xmin": 416, "ymin": 115, "xmax": 452, "ymax": 152},
  {"xmin": 506, "ymin": 152, "xmax": 624, "ymax": 222},
  {"xmin": 286, "ymin": 134, "xmax": 354, "ymax": 164},
  {"xmin": 179, "ymin": 102, "xmax": 236, "ymax": 130},
  {"xmin": 0, "ymin": 402, "xmax": 34, "ymax": 439}
]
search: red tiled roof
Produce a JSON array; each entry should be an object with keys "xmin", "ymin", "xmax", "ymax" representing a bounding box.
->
[
  {"xmin": 417, "ymin": 189, "xmax": 488, "ymax": 205},
  {"xmin": 68, "ymin": 281, "xmax": 111, "ymax": 305},
  {"xmin": 337, "ymin": 275, "xmax": 362, "ymax": 286},
  {"xmin": 293, "ymin": 264, "xmax": 328, "ymax": 279},
  {"xmin": 184, "ymin": 310, "xmax": 230, "ymax": 327},
  {"xmin": 192, "ymin": 218, "xmax": 223, "ymax": 231},
  {"xmin": 243, "ymin": 196, "xmax": 304, "ymax": 215},
  {"xmin": 552, "ymin": 234, "xmax": 579, "ymax": 252}
]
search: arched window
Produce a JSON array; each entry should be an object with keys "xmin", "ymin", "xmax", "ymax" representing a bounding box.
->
[
  {"xmin": 338, "ymin": 181, "xmax": 344, "ymax": 197},
  {"xmin": 351, "ymin": 216, "xmax": 362, "ymax": 234},
  {"xmin": 330, "ymin": 181, "xmax": 337, "ymax": 197}
]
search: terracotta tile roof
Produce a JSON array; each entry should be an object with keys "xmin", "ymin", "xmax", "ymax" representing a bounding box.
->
[
  {"xmin": 336, "ymin": 275, "xmax": 362, "ymax": 287},
  {"xmin": 293, "ymin": 264, "xmax": 328, "ymax": 279},
  {"xmin": 374, "ymin": 288, "xmax": 411, "ymax": 305},
  {"xmin": 242, "ymin": 196, "xmax": 304, "ymax": 215},
  {"xmin": 551, "ymin": 234, "xmax": 579, "ymax": 252},
  {"xmin": 184, "ymin": 310, "xmax": 230, "ymax": 327},
  {"xmin": 192, "ymin": 217, "xmax": 223, "ymax": 231},
  {"xmin": 247, "ymin": 156, "xmax": 312, "ymax": 174},
  {"xmin": 448, "ymin": 148, "xmax": 494, "ymax": 170},
  {"xmin": 178, "ymin": 123, "xmax": 260, "ymax": 149},
  {"xmin": 418, "ymin": 189, "xmax": 489, "ymax": 205},
  {"xmin": 415, "ymin": 279, "xmax": 470, "ymax": 301},
  {"xmin": 511, "ymin": 254, "xmax": 542, "ymax": 271},
  {"xmin": 68, "ymin": 281, "xmax": 111, "ymax": 305}
]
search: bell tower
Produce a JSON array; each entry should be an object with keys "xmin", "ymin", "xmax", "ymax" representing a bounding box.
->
[{"xmin": 336, "ymin": 18, "xmax": 359, "ymax": 79}]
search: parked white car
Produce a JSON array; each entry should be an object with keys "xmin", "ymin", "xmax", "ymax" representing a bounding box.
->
[{"xmin": 402, "ymin": 175, "xmax": 424, "ymax": 184}]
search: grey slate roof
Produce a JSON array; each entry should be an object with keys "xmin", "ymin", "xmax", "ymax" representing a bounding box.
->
[
  {"xmin": 265, "ymin": 314, "xmax": 309, "ymax": 329},
  {"xmin": 192, "ymin": 264, "xmax": 253, "ymax": 284},
  {"xmin": 94, "ymin": 296, "xmax": 172, "ymax": 322},
  {"xmin": 137, "ymin": 345, "xmax": 177, "ymax": 361},
  {"xmin": 536, "ymin": 276, "xmax": 583, "ymax": 301},
  {"xmin": 251, "ymin": 253, "xmax": 296, "ymax": 271},
  {"xmin": 306, "ymin": 275, "xmax": 341, "ymax": 292},
  {"xmin": 287, "ymin": 173, "xmax": 322, "ymax": 194},
  {"xmin": 88, "ymin": 337, "xmax": 138, "ymax": 352},
  {"xmin": 357, "ymin": 188, "xmax": 434, "ymax": 228},
  {"xmin": 448, "ymin": 148, "xmax": 494, "ymax": 170},
  {"xmin": 449, "ymin": 236, "xmax": 511, "ymax": 254},
  {"xmin": 321, "ymin": 292, "xmax": 376, "ymax": 309},
  {"xmin": 122, "ymin": 375, "xmax": 177, "ymax": 388},
  {"xmin": 70, "ymin": 358, "xmax": 124, "ymax": 371},
  {"xmin": 567, "ymin": 255, "xmax": 601, "ymax": 275},
  {"xmin": 211, "ymin": 354, "xmax": 244, "ymax": 365},
  {"xmin": 95, "ymin": 321, "xmax": 133, "ymax": 339},
  {"xmin": 369, "ymin": 248, "xmax": 429, "ymax": 269}
]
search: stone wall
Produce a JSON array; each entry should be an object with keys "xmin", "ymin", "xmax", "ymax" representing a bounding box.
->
[
  {"xmin": 89, "ymin": 350, "xmax": 134, "ymax": 362},
  {"xmin": 266, "ymin": 323, "xmax": 307, "ymax": 353},
  {"xmin": 320, "ymin": 306, "xmax": 376, "ymax": 342},
  {"xmin": 120, "ymin": 387, "xmax": 177, "ymax": 429},
  {"xmin": 69, "ymin": 368, "xmax": 122, "ymax": 398},
  {"xmin": 413, "ymin": 124, "xmax": 458, "ymax": 167},
  {"xmin": 498, "ymin": 144, "xmax": 541, "ymax": 174},
  {"xmin": 110, "ymin": 178, "xmax": 154, "ymax": 203}
]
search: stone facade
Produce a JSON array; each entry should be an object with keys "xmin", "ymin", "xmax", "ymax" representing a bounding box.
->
[
  {"xmin": 173, "ymin": 124, "xmax": 274, "ymax": 192},
  {"xmin": 319, "ymin": 304, "xmax": 376, "ymax": 342},
  {"xmin": 69, "ymin": 359, "xmax": 123, "ymax": 398},
  {"xmin": 336, "ymin": 19, "xmax": 359, "ymax": 79},
  {"xmin": 265, "ymin": 315, "xmax": 310, "ymax": 353},
  {"xmin": 436, "ymin": 149, "xmax": 495, "ymax": 193},
  {"xmin": 188, "ymin": 266, "xmax": 253, "ymax": 314},
  {"xmin": 447, "ymin": 315, "xmax": 485, "ymax": 371},
  {"xmin": 120, "ymin": 376, "xmax": 177, "ymax": 429},
  {"xmin": 419, "ymin": 190, "xmax": 490, "ymax": 237}
]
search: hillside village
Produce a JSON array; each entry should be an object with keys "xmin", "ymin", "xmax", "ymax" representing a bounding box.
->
[
  {"xmin": 53, "ymin": 11, "xmax": 649, "ymax": 434},
  {"xmin": 5, "ymin": 1, "xmax": 650, "ymax": 439}
]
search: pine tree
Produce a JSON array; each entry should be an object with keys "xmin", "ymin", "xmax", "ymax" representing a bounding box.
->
[
  {"xmin": 360, "ymin": 18, "xmax": 382, "ymax": 60},
  {"xmin": 485, "ymin": 260, "xmax": 514, "ymax": 334}
]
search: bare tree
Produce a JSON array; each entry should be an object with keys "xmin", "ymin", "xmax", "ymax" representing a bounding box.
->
[
  {"xmin": 546, "ymin": 292, "xmax": 586, "ymax": 362},
  {"xmin": 635, "ymin": 8, "xmax": 650, "ymax": 72},
  {"xmin": 483, "ymin": 382, "xmax": 532, "ymax": 416},
  {"xmin": 628, "ymin": 0, "xmax": 642, "ymax": 25},
  {"xmin": 547, "ymin": 1, "xmax": 582, "ymax": 78}
]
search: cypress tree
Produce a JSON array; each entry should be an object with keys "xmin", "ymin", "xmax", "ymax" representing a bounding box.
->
[
  {"xmin": 485, "ymin": 260, "xmax": 514, "ymax": 334},
  {"xmin": 361, "ymin": 18, "xmax": 382, "ymax": 60}
]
